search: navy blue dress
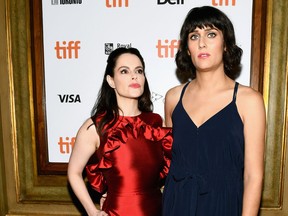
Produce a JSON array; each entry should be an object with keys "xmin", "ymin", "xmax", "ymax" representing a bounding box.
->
[{"xmin": 163, "ymin": 82, "xmax": 244, "ymax": 216}]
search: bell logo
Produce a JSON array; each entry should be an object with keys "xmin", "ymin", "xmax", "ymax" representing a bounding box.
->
[
  {"xmin": 106, "ymin": 0, "xmax": 129, "ymax": 7},
  {"xmin": 157, "ymin": 0, "xmax": 184, "ymax": 5},
  {"xmin": 212, "ymin": 0, "xmax": 236, "ymax": 6},
  {"xmin": 156, "ymin": 39, "xmax": 179, "ymax": 58},
  {"xmin": 55, "ymin": 41, "xmax": 81, "ymax": 59}
]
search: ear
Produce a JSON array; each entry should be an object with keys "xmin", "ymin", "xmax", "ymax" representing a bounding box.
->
[
  {"xmin": 106, "ymin": 75, "xmax": 115, "ymax": 88},
  {"xmin": 187, "ymin": 49, "xmax": 191, "ymax": 56}
]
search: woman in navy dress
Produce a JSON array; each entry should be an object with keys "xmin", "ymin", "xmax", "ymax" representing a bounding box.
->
[{"xmin": 163, "ymin": 6, "xmax": 266, "ymax": 216}]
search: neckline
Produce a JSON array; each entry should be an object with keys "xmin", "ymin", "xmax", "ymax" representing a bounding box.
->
[
  {"xmin": 119, "ymin": 112, "xmax": 143, "ymax": 118},
  {"xmin": 180, "ymin": 82, "xmax": 238, "ymax": 129},
  {"xmin": 181, "ymin": 101, "xmax": 234, "ymax": 129}
]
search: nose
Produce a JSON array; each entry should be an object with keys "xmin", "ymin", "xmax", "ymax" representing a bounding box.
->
[
  {"xmin": 198, "ymin": 37, "xmax": 206, "ymax": 49},
  {"xmin": 131, "ymin": 72, "xmax": 138, "ymax": 80}
]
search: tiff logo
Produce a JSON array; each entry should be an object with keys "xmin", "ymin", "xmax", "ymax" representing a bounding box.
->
[
  {"xmin": 58, "ymin": 136, "xmax": 75, "ymax": 154},
  {"xmin": 156, "ymin": 39, "xmax": 179, "ymax": 58},
  {"xmin": 55, "ymin": 41, "xmax": 81, "ymax": 59},
  {"xmin": 212, "ymin": 0, "xmax": 236, "ymax": 6},
  {"xmin": 106, "ymin": 0, "xmax": 129, "ymax": 7}
]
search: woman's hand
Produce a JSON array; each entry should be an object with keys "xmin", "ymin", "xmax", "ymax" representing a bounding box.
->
[
  {"xmin": 94, "ymin": 209, "xmax": 108, "ymax": 216},
  {"xmin": 100, "ymin": 193, "xmax": 107, "ymax": 210}
]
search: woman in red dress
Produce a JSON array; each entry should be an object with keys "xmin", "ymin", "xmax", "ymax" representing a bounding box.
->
[{"xmin": 68, "ymin": 47, "xmax": 172, "ymax": 216}]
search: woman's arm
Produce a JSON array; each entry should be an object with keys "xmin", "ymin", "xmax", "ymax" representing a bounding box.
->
[
  {"xmin": 67, "ymin": 118, "xmax": 108, "ymax": 216},
  {"xmin": 238, "ymin": 87, "xmax": 266, "ymax": 216},
  {"xmin": 164, "ymin": 85, "xmax": 183, "ymax": 127}
]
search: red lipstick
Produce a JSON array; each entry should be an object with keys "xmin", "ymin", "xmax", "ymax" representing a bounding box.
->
[{"xmin": 129, "ymin": 83, "xmax": 141, "ymax": 88}]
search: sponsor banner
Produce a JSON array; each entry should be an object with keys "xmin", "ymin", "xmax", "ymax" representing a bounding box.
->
[{"xmin": 42, "ymin": 0, "xmax": 253, "ymax": 162}]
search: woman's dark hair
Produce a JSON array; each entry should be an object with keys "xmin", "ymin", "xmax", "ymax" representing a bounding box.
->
[
  {"xmin": 91, "ymin": 47, "xmax": 153, "ymax": 136},
  {"xmin": 176, "ymin": 6, "xmax": 243, "ymax": 82}
]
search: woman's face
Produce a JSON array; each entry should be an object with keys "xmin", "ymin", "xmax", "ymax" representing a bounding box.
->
[
  {"xmin": 187, "ymin": 26, "xmax": 225, "ymax": 73},
  {"xmin": 107, "ymin": 53, "xmax": 145, "ymax": 101}
]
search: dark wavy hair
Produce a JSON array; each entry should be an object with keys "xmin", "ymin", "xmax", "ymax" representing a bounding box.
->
[
  {"xmin": 176, "ymin": 6, "xmax": 243, "ymax": 82},
  {"xmin": 91, "ymin": 47, "xmax": 153, "ymax": 136}
]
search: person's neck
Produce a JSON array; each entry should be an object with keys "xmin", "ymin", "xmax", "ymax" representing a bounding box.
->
[
  {"xmin": 118, "ymin": 100, "xmax": 141, "ymax": 117},
  {"xmin": 119, "ymin": 109, "xmax": 141, "ymax": 117},
  {"xmin": 193, "ymin": 72, "xmax": 230, "ymax": 91}
]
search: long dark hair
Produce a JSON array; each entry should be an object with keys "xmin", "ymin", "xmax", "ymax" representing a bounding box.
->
[
  {"xmin": 176, "ymin": 6, "xmax": 243, "ymax": 82},
  {"xmin": 91, "ymin": 47, "xmax": 153, "ymax": 136}
]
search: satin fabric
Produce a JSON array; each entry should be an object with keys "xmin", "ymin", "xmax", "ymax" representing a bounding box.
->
[{"xmin": 86, "ymin": 112, "xmax": 172, "ymax": 216}]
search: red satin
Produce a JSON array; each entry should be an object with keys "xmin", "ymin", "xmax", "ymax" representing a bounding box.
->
[{"xmin": 86, "ymin": 112, "xmax": 172, "ymax": 216}]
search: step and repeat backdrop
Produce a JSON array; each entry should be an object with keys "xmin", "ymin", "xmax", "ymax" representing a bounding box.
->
[{"xmin": 42, "ymin": 0, "xmax": 253, "ymax": 162}]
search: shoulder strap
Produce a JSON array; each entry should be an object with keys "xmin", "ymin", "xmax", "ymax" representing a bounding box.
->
[
  {"xmin": 180, "ymin": 82, "xmax": 190, "ymax": 100},
  {"xmin": 232, "ymin": 82, "xmax": 239, "ymax": 102}
]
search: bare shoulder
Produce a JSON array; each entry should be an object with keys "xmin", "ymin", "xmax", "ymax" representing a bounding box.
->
[
  {"xmin": 237, "ymin": 84, "xmax": 264, "ymax": 105},
  {"xmin": 165, "ymin": 83, "xmax": 187, "ymax": 102},
  {"xmin": 79, "ymin": 118, "xmax": 95, "ymax": 133},
  {"xmin": 76, "ymin": 117, "xmax": 99, "ymax": 145},
  {"xmin": 164, "ymin": 83, "xmax": 187, "ymax": 126},
  {"xmin": 236, "ymin": 84, "xmax": 265, "ymax": 120}
]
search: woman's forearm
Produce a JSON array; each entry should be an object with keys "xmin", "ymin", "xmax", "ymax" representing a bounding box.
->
[
  {"xmin": 68, "ymin": 172, "xmax": 99, "ymax": 215},
  {"xmin": 242, "ymin": 175, "xmax": 263, "ymax": 216}
]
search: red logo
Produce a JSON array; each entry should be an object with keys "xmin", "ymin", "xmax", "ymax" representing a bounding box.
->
[
  {"xmin": 58, "ymin": 136, "xmax": 75, "ymax": 154},
  {"xmin": 55, "ymin": 41, "xmax": 81, "ymax": 59},
  {"xmin": 106, "ymin": 0, "xmax": 129, "ymax": 7},
  {"xmin": 212, "ymin": 0, "xmax": 236, "ymax": 6},
  {"xmin": 156, "ymin": 39, "xmax": 179, "ymax": 58}
]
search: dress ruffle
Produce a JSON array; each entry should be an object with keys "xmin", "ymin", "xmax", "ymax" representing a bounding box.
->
[{"xmin": 86, "ymin": 116, "xmax": 172, "ymax": 193}]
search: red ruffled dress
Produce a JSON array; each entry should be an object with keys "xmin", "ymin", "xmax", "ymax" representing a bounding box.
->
[{"xmin": 86, "ymin": 112, "xmax": 172, "ymax": 216}]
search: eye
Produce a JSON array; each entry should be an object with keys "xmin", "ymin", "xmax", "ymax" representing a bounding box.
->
[
  {"xmin": 207, "ymin": 32, "xmax": 216, "ymax": 38},
  {"xmin": 190, "ymin": 33, "xmax": 199, "ymax": 40},
  {"xmin": 120, "ymin": 69, "xmax": 129, "ymax": 74},
  {"xmin": 136, "ymin": 69, "xmax": 144, "ymax": 74}
]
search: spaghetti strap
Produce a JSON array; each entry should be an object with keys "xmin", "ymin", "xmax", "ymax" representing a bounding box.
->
[
  {"xmin": 180, "ymin": 82, "xmax": 190, "ymax": 100},
  {"xmin": 233, "ymin": 82, "xmax": 239, "ymax": 102}
]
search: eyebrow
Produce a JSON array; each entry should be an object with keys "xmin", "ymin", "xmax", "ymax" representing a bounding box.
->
[
  {"xmin": 117, "ymin": 65, "xmax": 143, "ymax": 70},
  {"xmin": 191, "ymin": 27, "xmax": 219, "ymax": 33}
]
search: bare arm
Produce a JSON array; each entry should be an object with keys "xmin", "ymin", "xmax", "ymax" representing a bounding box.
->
[
  {"xmin": 164, "ymin": 85, "xmax": 183, "ymax": 127},
  {"xmin": 238, "ymin": 88, "xmax": 266, "ymax": 216},
  {"xmin": 67, "ymin": 118, "xmax": 108, "ymax": 216}
]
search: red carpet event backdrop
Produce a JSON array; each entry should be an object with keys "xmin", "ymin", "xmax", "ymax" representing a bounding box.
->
[{"xmin": 42, "ymin": 0, "xmax": 253, "ymax": 162}]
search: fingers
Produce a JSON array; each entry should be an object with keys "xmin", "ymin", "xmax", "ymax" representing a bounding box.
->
[
  {"xmin": 97, "ymin": 210, "xmax": 108, "ymax": 216},
  {"xmin": 100, "ymin": 197, "xmax": 106, "ymax": 209},
  {"xmin": 98, "ymin": 211, "xmax": 105, "ymax": 216},
  {"xmin": 100, "ymin": 193, "xmax": 107, "ymax": 209}
]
